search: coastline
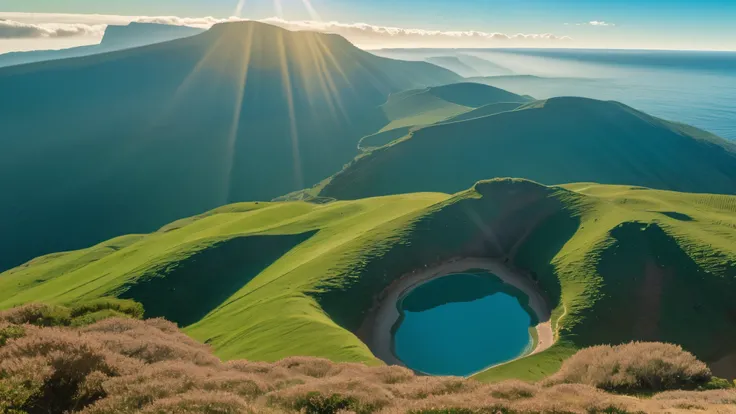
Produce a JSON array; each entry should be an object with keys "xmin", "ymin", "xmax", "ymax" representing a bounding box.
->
[{"xmin": 358, "ymin": 257, "xmax": 554, "ymax": 375}]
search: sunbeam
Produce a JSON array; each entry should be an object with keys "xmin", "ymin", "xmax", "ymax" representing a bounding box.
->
[
  {"xmin": 300, "ymin": 0, "xmax": 322, "ymax": 21},
  {"xmin": 223, "ymin": 24, "xmax": 254, "ymax": 204},
  {"xmin": 303, "ymin": 36, "xmax": 346, "ymax": 121},
  {"xmin": 234, "ymin": 0, "xmax": 247, "ymax": 16},
  {"xmin": 274, "ymin": 0, "xmax": 284, "ymax": 19},
  {"xmin": 276, "ymin": 30, "xmax": 304, "ymax": 190}
]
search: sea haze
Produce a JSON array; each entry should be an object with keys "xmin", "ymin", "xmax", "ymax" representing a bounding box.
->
[{"xmin": 375, "ymin": 48, "xmax": 736, "ymax": 141}]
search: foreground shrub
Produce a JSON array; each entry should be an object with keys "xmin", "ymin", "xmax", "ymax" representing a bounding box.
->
[
  {"xmin": 0, "ymin": 326, "xmax": 131, "ymax": 413},
  {"xmin": 0, "ymin": 303, "xmax": 72, "ymax": 327},
  {"xmin": 545, "ymin": 342, "xmax": 712, "ymax": 392},
  {"xmin": 70, "ymin": 298, "xmax": 144, "ymax": 320},
  {"xmin": 0, "ymin": 300, "xmax": 144, "ymax": 329},
  {"xmin": 0, "ymin": 310, "xmax": 733, "ymax": 414},
  {"xmin": 0, "ymin": 323, "xmax": 25, "ymax": 346},
  {"xmin": 138, "ymin": 390, "xmax": 254, "ymax": 414},
  {"xmin": 293, "ymin": 392, "xmax": 359, "ymax": 414}
]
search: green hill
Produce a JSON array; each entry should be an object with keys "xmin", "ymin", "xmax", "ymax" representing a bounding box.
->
[
  {"xmin": 357, "ymin": 83, "xmax": 530, "ymax": 151},
  {"xmin": 0, "ymin": 21, "xmax": 459, "ymax": 271},
  {"xmin": 370, "ymin": 82, "xmax": 531, "ymax": 141},
  {"xmin": 440, "ymin": 102, "xmax": 523, "ymax": 123},
  {"xmin": 321, "ymin": 97, "xmax": 736, "ymax": 200},
  {"xmin": 2, "ymin": 179, "xmax": 735, "ymax": 381}
]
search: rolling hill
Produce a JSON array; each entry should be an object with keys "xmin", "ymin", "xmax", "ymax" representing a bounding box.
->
[
  {"xmin": 320, "ymin": 97, "xmax": 736, "ymax": 200},
  {"xmin": 0, "ymin": 22, "xmax": 204, "ymax": 68},
  {"xmin": 379, "ymin": 82, "xmax": 531, "ymax": 130},
  {"xmin": 356, "ymin": 83, "xmax": 530, "ymax": 151},
  {"xmin": 2, "ymin": 179, "xmax": 735, "ymax": 381},
  {"xmin": 0, "ymin": 21, "xmax": 460, "ymax": 271}
]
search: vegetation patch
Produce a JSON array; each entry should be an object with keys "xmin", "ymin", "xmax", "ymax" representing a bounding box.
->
[{"xmin": 0, "ymin": 313, "xmax": 734, "ymax": 413}]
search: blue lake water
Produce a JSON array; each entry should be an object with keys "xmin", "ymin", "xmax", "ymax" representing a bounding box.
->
[{"xmin": 393, "ymin": 273, "xmax": 533, "ymax": 376}]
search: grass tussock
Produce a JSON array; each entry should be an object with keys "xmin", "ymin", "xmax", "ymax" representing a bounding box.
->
[
  {"xmin": 0, "ymin": 304, "xmax": 733, "ymax": 414},
  {"xmin": 544, "ymin": 342, "xmax": 712, "ymax": 392}
]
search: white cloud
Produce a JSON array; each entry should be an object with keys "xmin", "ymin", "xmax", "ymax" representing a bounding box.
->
[
  {"xmin": 0, "ymin": 12, "xmax": 572, "ymax": 48},
  {"xmin": 0, "ymin": 19, "xmax": 105, "ymax": 38},
  {"xmin": 260, "ymin": 17, "xmax": 572, "ymax": 47},
  {"xmin": 587, "ymin": 21, "xmax": 615, "ymax": 27}
]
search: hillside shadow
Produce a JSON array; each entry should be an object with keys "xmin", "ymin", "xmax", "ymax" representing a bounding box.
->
[
  {"xmin": 120, "ymin": 231, "xmax": 316, "ymax": 326},
  {"xmin": 655, "ymin": 211, "xmax": 694, "ymax": 221},
  {"xmin": 575, "ymin": 222, "xmax": 736, "ymax": 367}
]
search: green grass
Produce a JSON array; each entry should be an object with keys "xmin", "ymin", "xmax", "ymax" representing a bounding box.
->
[
  {"xmin": 2, "ymin": 179, "xmax": 735, "ymax": 383},
  {"xmin": 377, "ymin": 82, "xmax": 531, "ymax": 133}
]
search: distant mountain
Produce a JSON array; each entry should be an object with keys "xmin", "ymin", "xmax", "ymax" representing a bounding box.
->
[
  {"xmin": 373, "ymin": 49, "xmax": 514, "ymax": 77},
  {"xmin": 454, "ymin": 54, "xmax": 513, "ymax": 76},
  {"xmin": 0, "ymin": 21, "xmax": 460, "ymax": 271},
  {"xmin": 320, "ymin": 97, "xmax": 736, "ymax": 199},
  {"xmin": 427, "ymin": 56, "xmax": 481, "ymax": 77},
  {"xmin": 99, "ymin": 22, "xmax": 204, "ymax": 49},
  {"xmin": 379, "ymin": 82, "xmax": 531, "ymax": 130},
  {"xmin": 0, "ymin": 22, "xmax": 204, "ymax": 68}
]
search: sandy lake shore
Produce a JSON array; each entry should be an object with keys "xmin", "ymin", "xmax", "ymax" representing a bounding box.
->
[{"xmin": 358, "ymin": 257, "xmax": 554, "ymax": 375}]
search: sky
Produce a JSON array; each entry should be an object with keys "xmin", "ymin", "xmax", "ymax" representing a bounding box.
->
[{"xmin": 0, "ymin": 0, "xmax": 734, "ymax": 52}]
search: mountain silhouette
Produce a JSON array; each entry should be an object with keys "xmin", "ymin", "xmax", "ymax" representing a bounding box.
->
[{"xmin": 0, "ymin": 22, "xmax": 204, "ymax": 68}]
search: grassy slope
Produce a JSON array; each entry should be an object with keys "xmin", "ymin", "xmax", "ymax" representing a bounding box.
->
[
  {"xmin": 378, "ymin": 82, "xmax": 531, "ymax": 132},
  {"xmin": 0, "ymin": 194, "xmax": 448, "ymax": 363},
  {"xmin": 2, "ymin": 180, "xmax": 735, "ymax": 383},
  {"xmin": 475, "ymin": 183, "xmax": 736, "ymax": 381},
  {"xmin": 356, "ymin": 83, "xmax": 529, "ymax": 153},
  {"xmin": 321, "ymin": 97, "xmax": 736, "ymax": 200}
]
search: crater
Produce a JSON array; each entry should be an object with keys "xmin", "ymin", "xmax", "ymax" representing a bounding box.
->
[{"xmin": 360, "ymin": 258, "xmax": 553, "ymax": 377}]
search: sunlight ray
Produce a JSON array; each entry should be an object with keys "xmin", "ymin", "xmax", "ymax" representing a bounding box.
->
[
  {"xmin": 274, "ymin": 0, "xmax": 284, "ymax": 18},
  {"xmin": 300, "ymin": 0, "xmax": 322, "ymax": 21},
  {"xmin": 276, "ymin": 30, "xmax": 304, "ymax": 190},
  {"xmin": 303, "ymin": 36, "xmax": 344, "ymax": 121},
  {"xmin": 234, "ymin": 0, "xmax": 247, "ymax": 16},
  {"xmin": 223, "ymin": 25, "xmax": 255, "ymax": 203},
  {"xmin": 315, "ymin": 36, "xmax": 351, "ymax": 87},
  {"xmin": 462, "ymin": 205, "xmax": 504, "ymax": 254},
  {"xmin": 148, "ymin": 35, "xmax": 228, "ymax": 129}
]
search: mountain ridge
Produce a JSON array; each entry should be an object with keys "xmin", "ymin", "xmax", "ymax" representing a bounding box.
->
[
  {"xmin": 0, "ymin": 21, "xmax": 460, "ymax": 271},
  {"xmin": 320, "ymin": 96, "xmax": 736, "ymax": 199}
]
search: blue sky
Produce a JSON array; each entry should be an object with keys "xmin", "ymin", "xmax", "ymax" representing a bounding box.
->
[{"xmin": 0, "ymin": 0, "xmax": 734, "ymax": 51}]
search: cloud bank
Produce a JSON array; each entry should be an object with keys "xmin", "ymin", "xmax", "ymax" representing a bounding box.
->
[
  {"xmin": 0, "ymin": 12, "xmax": 572, "ymax": 48},
  {"xmin": 0, "ymin": 19, "xmax": 105, "ymax": 38}
]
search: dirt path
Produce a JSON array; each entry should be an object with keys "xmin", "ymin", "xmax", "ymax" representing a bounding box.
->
[{"xmin": 358, "ymin": 257, "xmax": 554, "ymax": 374}]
